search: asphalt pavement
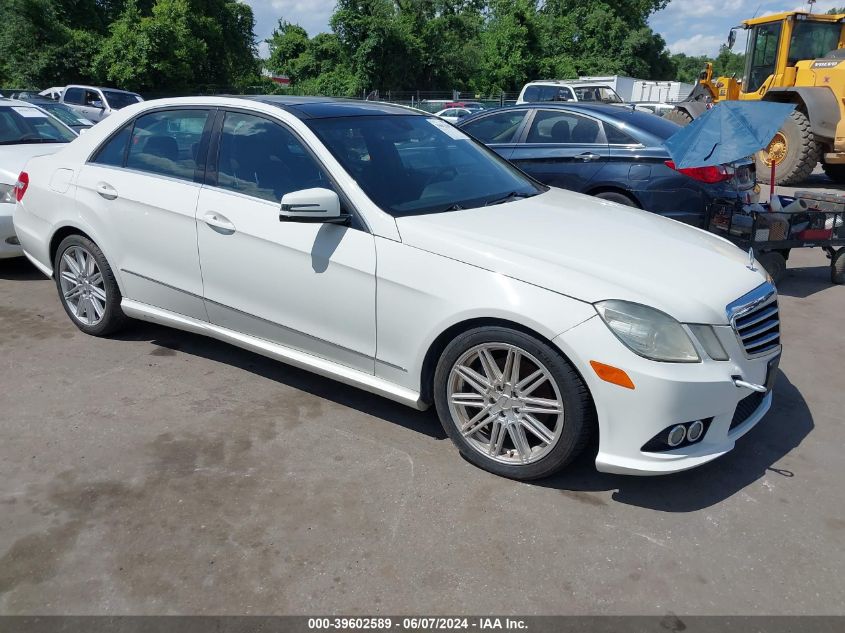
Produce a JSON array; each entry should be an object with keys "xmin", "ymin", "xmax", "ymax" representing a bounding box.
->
[{"xmin": 0, "ymin": 189, "xmax": 843, "ymax": 615}]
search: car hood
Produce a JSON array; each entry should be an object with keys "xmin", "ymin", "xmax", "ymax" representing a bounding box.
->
[
  {"xmin": 0, "ymin": 144, "xmax": 66, "ymax": 185},
  {"xmin": 395, "ymin": 188, "xmax": 769, "ymax": 325}
]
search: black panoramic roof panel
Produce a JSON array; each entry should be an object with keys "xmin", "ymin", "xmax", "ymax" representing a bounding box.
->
[{"xmin": 243, "ymin": 95, "xmax": 422, "ymax": 119}]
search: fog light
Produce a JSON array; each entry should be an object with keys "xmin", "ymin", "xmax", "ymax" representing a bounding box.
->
[
  {"xmin": 667, "ymin": 425, "xmax": 686, "ymax": 447},
  {"xmin": 5, "ymin": 236, "xmax": 19, "ymax": 245},
  {"xmin": 687, "ymin": 420, "xmax": 705, "ymax": 442}
]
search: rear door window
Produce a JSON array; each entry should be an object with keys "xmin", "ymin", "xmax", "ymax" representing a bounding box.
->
[
  {"xmin": 525, "ymin": 110, "xmax": 604, "ymax": 144},
  {"xmin": 126, "ymin": 109, "xmax": 210, "ymax": 180},
  {"xmin": 63, "ymin": 87, "xmax": 84, "ymax": 105}
]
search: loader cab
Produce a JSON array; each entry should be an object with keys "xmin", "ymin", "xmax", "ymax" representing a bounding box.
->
[{"xmin": 739, "ymin": 12, "xmax": 845, "ymax": 95}]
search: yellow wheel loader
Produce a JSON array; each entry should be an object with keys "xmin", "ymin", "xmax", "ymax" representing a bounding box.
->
[{"xmin": 667, "ymin": 11, "xmax": 845, "ymax": 186}]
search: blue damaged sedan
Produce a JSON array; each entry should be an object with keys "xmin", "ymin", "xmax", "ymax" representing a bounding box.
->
[{"xmin": 458, "ymin": 103, "xmax": 755, "ymax": 228}]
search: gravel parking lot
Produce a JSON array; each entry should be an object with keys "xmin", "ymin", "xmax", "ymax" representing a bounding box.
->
[{"xmin": 1, "ymin": 182, "xmax": 844, "ymax": 615}]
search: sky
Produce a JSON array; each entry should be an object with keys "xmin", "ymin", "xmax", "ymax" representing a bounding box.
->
[{"xmin": 244, "ymin": 0, "xmax": 844, "ymax": 60}]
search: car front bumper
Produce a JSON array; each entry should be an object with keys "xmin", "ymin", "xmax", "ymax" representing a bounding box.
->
[
  {"xmin": 0, "ymin": 206, "xmax": 23, "ymax": 258},
  {"xmin": 554, "ymin": 315, "xmax": 779, "ymax": 476}
]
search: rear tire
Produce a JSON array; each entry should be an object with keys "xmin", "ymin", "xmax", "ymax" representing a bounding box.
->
[
  {"xmin": 433, "ymin": 326, "xmax": 594, "ymax": 480},
  {"xmin": 756, "ymin": 110, "xmax": 819, "ymax": 186},
  {"xmin": 832, "ymin": 248, "xmax": 845, "ymax": 285},
  {"xmin": 594, "ymin": 191, "xmax": 638, "ymax": 207},
  {"xmin": 758, "ymin": 251, "xmax": 787, "ymax": 285},
  {"xmin": 822, "ymin": 163, "xmax": 845, "ymax": 184},
  {"xmin": 665, "ymin": 109, "xmax": 694, "ymax": 126},
  {"xmin": 54, "ymin": 235, "xmax": 127, "ymax": 336}
]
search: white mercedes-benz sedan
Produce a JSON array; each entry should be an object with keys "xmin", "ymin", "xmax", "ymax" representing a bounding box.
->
[{"xmin": 13, "ymin": 96, "xmax": 782, "ymax": 479}]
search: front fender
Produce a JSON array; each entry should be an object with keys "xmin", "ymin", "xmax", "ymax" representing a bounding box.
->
[{"xmin": 374, "ymin": 237, "xmax": 596, "ymax": 393}]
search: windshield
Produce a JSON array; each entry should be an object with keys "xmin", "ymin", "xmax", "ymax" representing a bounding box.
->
[
  {"xmin": 788, "ymin": 20, "xmax": 842, "ymax": 64},
  {"xmin": 39, "ymin": 103, "xmax": 91, "ymax": 127},
  {"xmin": 0, "ymin": 106, "xmax": 76, "ymax": 144},
  {"xmin": 573, "ymin": 86, "xmax": 623, "ymax": 104},
  {"xmin": 308, "ymin": 115, "xmax": 542, "ymax": 217},
  {"xmin": 102, "ymin": 90, "xmax": 142, "ymax": 110}
]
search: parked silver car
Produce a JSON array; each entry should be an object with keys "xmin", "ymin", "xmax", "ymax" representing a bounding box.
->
[{"xmin": 60, "ymin": 85, "xmax": 143, "ymax": 122}]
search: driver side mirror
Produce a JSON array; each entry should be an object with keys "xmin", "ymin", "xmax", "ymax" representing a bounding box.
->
[
  {"xmin": 279, "ymin": 188, "xmax": 349, "ymax": 224},
  {"xmin": 727, "ymin": 29, "xmax": 737, "ymax": 50}
]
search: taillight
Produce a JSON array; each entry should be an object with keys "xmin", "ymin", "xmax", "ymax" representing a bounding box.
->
[
  {"xmin": 15, "ymin": 172, "xmax": 29, "ymax": 202},
  {"xmin": 664, "ymin": 160, "xmax": 732, "ymax": 184}
]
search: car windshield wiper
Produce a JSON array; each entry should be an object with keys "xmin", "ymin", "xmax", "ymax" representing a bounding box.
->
[
  {"xmin": 436, "ymin": 203, "xmax": 465, "ymax": 212},
  {"xmin": 0, "ymin": 138, "xmax": 63, "ymax": 145},
  {"xmin": 484, "ymin": 191, "xmax": 536, "ymax": 206}
]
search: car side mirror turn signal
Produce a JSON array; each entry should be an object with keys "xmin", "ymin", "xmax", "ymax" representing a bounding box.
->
[{"xmin": 279, "ymin": 188, "xmax": 350, "ymax": 224}]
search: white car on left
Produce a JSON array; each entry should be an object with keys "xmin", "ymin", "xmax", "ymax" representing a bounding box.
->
[
  {"xmin": 435, "ymin": 107, "xmax": 473, "ymax": 124},
  {"xmin": 0, "ymin": 99, "xmax": 77, "ymax": 258}
]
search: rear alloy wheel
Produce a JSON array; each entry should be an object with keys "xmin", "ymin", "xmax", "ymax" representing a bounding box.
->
[
  {"xmin": 55, "ymin": 235, "xmax": 127, "ymax": 336},
  {"xmin": 434, "ymin": 327, "xmax": 593, "ymax": 480}
]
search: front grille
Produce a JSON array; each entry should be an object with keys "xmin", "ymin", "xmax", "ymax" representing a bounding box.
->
[
  {"xmin": 730, "ymin": 391, "xmax": 766, "ymax": 430},
  {"xmin": 728, "ymin": 284, "xmax": 781, "ymax": 357}
]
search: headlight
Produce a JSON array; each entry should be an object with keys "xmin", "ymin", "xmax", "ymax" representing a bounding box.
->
[
  {"xmin": 595, "ymin": 300, "xmax": 700, "ymax": 363},
  {"xmin": 0, "ymin": 184, "xmax": 14, "ymax": 204},
  {"xmin": 688, "ymin": 324, "xmax": 729, "ymax": 361}
]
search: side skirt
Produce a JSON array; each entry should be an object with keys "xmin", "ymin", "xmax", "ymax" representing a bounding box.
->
[{"xmin": 121, "ymin": 299, "xmax": 428, "ymax": 411}]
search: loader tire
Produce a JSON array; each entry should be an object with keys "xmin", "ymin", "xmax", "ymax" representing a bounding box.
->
[
  {"xmin": 822, "ymin": 163, "xmax": 845, "ymax": 184},
  {"xmin": 665, "ymin": 109, "xmax": 694, "ymax": 126},
  {"xmin": 756, "ymin": 110, "xmax": 819, "ymax": 186}
]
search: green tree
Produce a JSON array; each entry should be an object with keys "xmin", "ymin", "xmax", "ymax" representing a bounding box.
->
[
  {"xmin": 671, "ymin": 53, "xmax": 711, "ymax": 83},
  {"xmin": 712, "ymin": 45, "xmax": 744, "ymax": 78},
  {"xmin": 94, "ymin": 0, "xmax": 207, "ymax": 92},
  {"xmin": 478, "ymin": 0, "xmax": 543, "ymax": 93},
  {"xmin": 537, "ymin": 0, "xmax": 673, "ymax": 84}
]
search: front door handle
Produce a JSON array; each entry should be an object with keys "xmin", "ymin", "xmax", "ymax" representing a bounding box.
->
[
  {"xmin": 203, "ymin": 211, "xmax": 236, "ymax": 232},
  {"xmin": 96, "ymin": 182, "xmax": 118, "ymax": 200},
  {"xmin": 577, "ymin": 152, "xmax": 601, "ymax": 162}
]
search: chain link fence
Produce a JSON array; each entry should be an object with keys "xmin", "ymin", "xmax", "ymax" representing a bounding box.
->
[{"xmin": 3, "ymin": 84, "xmax": 521, "ymax": 112}]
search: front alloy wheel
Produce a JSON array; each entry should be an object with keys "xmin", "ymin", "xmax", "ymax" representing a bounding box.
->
[
  {"xmin": 434, "ymin": 327, "xmax": 594, "ymax": 480},
  {"xmin": 447, "ymin": 343, "xmax": 564, "ymax": 465}
]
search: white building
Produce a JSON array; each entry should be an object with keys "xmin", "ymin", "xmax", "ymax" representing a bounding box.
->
[{"xmin": 578, "ymin": 75, "xmax": 693, "ymax": 103}]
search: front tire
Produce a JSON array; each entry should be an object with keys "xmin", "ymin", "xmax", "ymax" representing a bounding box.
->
[
  {"xmin": 433, "ymin": 327, "xmax": 594, "ymax": 480},
  {"xmin": 756, "ymin": 110, "xmax": 819, "ymax": 186},
  {"xmin": 758, "ymin": 251, "xmax": 787, "ymax": 284},
  {"xmin": 54, "ymin": 235, "xmax": 127, "ymax": 336},
  {"xmin": 665, "ymin": 108, "xmax": 694, "ymax": 126}
]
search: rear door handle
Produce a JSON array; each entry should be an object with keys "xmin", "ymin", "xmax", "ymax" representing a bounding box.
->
[
  {"xmin": 203, "ymin": 211, "xmax": 236, "ymax": 232},
  {"xmin": 577, "ymin": 152, "xmax": 601, "ymax": 162},
  {"xmin": 96, "ymin": 182, "xmax": 118, "ymax": 200}
]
